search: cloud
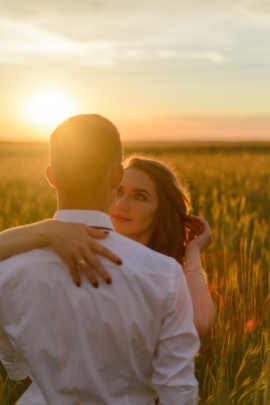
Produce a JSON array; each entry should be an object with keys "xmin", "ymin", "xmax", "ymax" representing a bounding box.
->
[
  {"xmin": 0, "ymin": 0, "xmax": 269, "ymax": 70},
  {"xmin": 0, "ymin": 17, "xmax": 121, "ymax": 66},
  {"xmin": 156, "ymin": 50, "xmax": 226, "ymax": 63},
  {"xmin": 0, "ymin": 9, "xmax": 230, "ymax": 67},
  {"xmin": 1, "ymin": 0, "xmax": 106, "ymax": 20},
  {"xmin": 245, "ymin": 1, "xmax": 270, "ymax": 15}
]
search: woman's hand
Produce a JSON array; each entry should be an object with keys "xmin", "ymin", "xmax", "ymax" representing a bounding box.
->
[
  {"xmin": 184, "ymin": 215, "xmax": 213, "ymax": 254},
  {"xmin": 41, "ymin": 220, "xmax": 122, "ymax": 288}
]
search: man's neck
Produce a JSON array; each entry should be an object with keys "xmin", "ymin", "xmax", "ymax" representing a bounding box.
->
[{"xmin": 57, "ymin": 194, "xmax": 110, "ymax": 214}]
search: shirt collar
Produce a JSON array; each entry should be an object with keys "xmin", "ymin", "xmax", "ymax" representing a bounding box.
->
[{"xmin": 54, "ymin": 210, "xmax": 114, "ymax": 231}]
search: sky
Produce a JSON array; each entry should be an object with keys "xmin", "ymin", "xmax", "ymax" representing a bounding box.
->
[{"xmin": 0, "ymin": 0, "xmax": 270, "ymax": 142}]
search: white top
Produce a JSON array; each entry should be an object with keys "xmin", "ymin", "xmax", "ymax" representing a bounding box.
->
[{"xmin": 0, "ymin": 210, "xmax": 199, "ymax": 405}]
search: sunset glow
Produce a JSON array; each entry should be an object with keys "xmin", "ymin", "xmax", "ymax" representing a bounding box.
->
[
  {"xmin": 24, "ymin": 89, "xmax": 77, "ymax": 131},
  {"xmin": 0, "ymin": 1, "xmax": 269, "ymax": 142}
]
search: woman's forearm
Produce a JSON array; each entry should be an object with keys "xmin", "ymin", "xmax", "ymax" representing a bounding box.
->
[
  {"xmin": 0, "ymin": 220, "xmax": 52, "ymax": 261},
  {"xmin": 184, "ymin": 246, "xmax": 216, "ymax": 336},
  {"xmin": 0, "ymin": 220, "xmax": 121, "ymax": 286}
]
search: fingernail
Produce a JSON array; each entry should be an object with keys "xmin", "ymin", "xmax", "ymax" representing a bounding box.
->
[
  {"xmin": 76, "ymin": 282, "xmax": 81, "ymax": 287},
  {"xmin": 93, "ymin": 282, "xmax": 99, "ymax": 288},
  {"xmin": 116, "ymin": 259, "xmax": 122, "ymax": 265},
  {"xmin": 106, "ymin": 277, "xmax": 112, "ymax": 284}
]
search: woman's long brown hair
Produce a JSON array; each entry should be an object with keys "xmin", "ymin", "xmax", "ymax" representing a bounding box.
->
[{"xmin": 123, "ymin": 156, "xmax": 191, "ymax": 265}]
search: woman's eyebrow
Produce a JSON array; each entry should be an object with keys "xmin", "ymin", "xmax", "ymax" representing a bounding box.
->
[{"xmin": 132, "ymin": 188, "xmax": 152, "ymax": 196}]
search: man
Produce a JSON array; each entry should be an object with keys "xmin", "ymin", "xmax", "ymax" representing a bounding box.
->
[{"xmin": 0, "ymin": 114, "xmax": 199, "ymax": 404}]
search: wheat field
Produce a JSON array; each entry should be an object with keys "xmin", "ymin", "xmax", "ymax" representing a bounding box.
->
[{"xmin": 0, "ymin": 141, "xmax": 269, "ymax": 404}]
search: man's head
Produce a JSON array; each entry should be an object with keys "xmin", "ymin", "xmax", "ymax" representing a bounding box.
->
[{"xmin": 46, "ymin": 114, "xmax": 123, "ymax": 209}]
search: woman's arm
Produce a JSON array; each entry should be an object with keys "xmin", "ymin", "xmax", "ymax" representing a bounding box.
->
[
  {"xmin": 0, "ymin": 220, "xmax": 123, "ymax": 287},
  {"xmin": 184, "ymin": 216, "xmax": 216, "ymax": 336},
  {"xmin": 0, "ymin": 222, "xmax": 51, "ymax": 260}
]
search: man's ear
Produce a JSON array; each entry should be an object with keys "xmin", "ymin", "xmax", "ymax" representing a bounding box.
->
[
  {"xmin": 46, "ymin": 165, "xmax": 56, "ymax": 188},
  {"xmin": 110, "ymin": 163, "xmax": 124, "ymax": 190}
]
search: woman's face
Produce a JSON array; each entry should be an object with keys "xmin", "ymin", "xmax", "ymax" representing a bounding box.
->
[{"xmin": 109, "ymin": 167, "xmax": 159, "ymax": 245}]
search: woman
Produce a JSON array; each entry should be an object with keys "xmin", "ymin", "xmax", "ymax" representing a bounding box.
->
[
  {"xmin": 111, "ymin": 156, "xmax": 215, "ymax": 335},
  {"xmin": 0, "ymin": 155, "xmax": 215, "ymax": 335}
]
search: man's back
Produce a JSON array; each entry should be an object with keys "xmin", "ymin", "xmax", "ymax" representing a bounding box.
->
[{"xmin": 0, "ymin": 211, "xmax": 199, "ymax": 405}]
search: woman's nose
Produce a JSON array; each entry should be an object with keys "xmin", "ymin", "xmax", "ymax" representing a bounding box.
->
[{"xmin": 115, "ymin": 195, "xmax": 129, "ymax": 211}]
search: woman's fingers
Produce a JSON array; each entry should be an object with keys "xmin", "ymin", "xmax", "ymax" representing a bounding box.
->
[
  {"xmin": 192, "ymin": 217, "xmax": 212, "ymax": 243},
  {"xmin": 66, "ymin": 259, "xmax": 82, "ymax": 287},
  {"xmin": 85, "ymin": 227, "xmax": 122, "ymax": 265},
  {"xmin": 185, "ymin": 221, "xmax": 201, "ymax": 236},
  {"xmin": 70, "ymin": 248, "xmax": 114, "ymax": 287},
  {"xmin": 185, "ymin": 215, "xmax": 213, "ymax": 252},
  {"xmin": 89, "ymin": 239, "xmax": 122, "ymax": 266},
  {"xmin": 187, "ymin": 230, "xmax": 196, "ymax": 242},
  {"xmin": 76, "ymin": 258, "xmax": 100, "ymax": 288},
  {"xmin": 83, "ymin": 254, "xmax": 112, "ymax": 286},
  {"xmin": 190, "ymin": 215, "xmax": 208, "ymax": 227},
  {"xmin": 188, "ymin": 216, "xmax": 206, "ymax": 232},
  {"xmin": 51, "ymin": 223, "xmax": 123, "ymax": 286},
  {"xmin": 186, "ymin": 216, "xmax": 210, "ymax": 234},
  {"xmin": 86, "ymin": 227, "xmax": 110, "ymax": 239}
]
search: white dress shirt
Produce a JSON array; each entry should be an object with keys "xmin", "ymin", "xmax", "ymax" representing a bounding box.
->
[{"xmin": 0, "ymin": 210, "xmax": 199, "ymax": 405}]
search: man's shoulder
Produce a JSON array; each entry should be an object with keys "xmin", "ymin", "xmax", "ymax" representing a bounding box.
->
[
  {"xmin": 104, "ymin": 231, "xmax": 182, "ymax": 276},
  {"xmin": 0, "ymin": 248, "xmax": 62, "ymax": 271},
  {"xmin": 106, "ymin": 231, "xmax": 174, "ymax": 260},
  {"xmin": 0, "ymin": 249, "xmax": 63, "ymax": 306}
]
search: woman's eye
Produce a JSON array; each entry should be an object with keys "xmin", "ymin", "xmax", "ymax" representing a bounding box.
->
[
  {"xmin": 134, "ymin": 193, "xmax": 146, "ymax": 201},
  {"xmin": 116, "ymin": 188, "xmax": 124, "ymax": 196}
]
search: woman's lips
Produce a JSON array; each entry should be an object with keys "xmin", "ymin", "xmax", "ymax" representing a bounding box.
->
[{"xmin": 112, "ymin": 215, "xmax": 131, "ymax": 222}]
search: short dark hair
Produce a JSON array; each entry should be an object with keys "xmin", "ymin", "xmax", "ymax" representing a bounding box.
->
[
  {"xmin": 124, "ymin": 156, "xmax": 191, "ymax": 264},
  {"xmin": 50, "ymin": 114, "xmax": 122, "ymax": 194}
]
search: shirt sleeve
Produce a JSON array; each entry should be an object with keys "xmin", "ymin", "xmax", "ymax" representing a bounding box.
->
[
  {"xmin": 0, "ymin": 323, "xmax": 29, "ymax": 381},
  {"xmin": 151, "ymin": 261, "xmax": 200, "ymax": 405}
]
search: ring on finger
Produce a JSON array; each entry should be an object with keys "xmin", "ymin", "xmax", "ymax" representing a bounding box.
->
[{"xmin": 77, "ymin": 259, "xmax": 86, "ymax": 267}]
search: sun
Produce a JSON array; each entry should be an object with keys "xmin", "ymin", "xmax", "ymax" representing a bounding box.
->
[{"xmin": 24, "ymin": 89, "xmax": 78, "ymax": 130}]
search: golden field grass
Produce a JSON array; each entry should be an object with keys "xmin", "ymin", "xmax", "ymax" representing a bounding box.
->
[{"xmin": 0, "ymin": 141, "xmax": 270, "ymax": 404}]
